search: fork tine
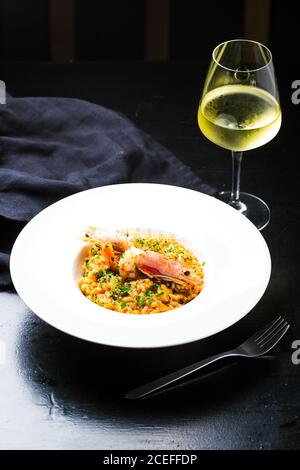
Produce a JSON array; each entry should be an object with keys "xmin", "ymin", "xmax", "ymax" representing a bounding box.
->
[
  {"xmin": 259, "ymin": 321, "xmax": 289, "ymax": 350},
  {"xmin": 252, "ymin": 315, "xmax": 283, "ymax": 343},
  {"xmin": 256, "ymin": 318, "xmax": 286, "ymax": 345}
]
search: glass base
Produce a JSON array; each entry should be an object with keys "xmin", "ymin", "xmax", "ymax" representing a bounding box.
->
[{"xmin": 216, "ymin": 191, "xmax": 271, "ymax": 231}]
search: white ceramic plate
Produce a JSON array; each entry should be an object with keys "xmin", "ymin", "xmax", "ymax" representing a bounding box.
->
[{"xmin": 10, "ymin": 183, "xmax": 271, "ymax": 348}]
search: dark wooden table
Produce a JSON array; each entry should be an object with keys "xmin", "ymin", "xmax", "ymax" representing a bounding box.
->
[{"xmin": 0, "ymin": 62, "xmax": 299, "ymax": 450}]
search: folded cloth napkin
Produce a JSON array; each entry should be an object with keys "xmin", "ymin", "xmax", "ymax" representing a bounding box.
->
[{"xmin": 0, "ymin": 97, "xmax": 215, "ymax": 289}]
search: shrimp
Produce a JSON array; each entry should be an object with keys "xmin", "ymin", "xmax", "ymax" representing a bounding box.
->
[
  {"xmin": 119, "ymin": 247, "xmax": 144, "ymax": 279},
  {"xmin": 83, "ymin": 228, "xmax": 133, "ymax": 253},
  {"xmin": 100, "ymin": 242, "xmax": 119, "ymax": 271},
  {"xmin": 82, "ymin": 228, "xmax": 203, "ymax": 287},
  {"xmin": 119, "ymin": 249, "xmax": 203, "ymax": 286}
]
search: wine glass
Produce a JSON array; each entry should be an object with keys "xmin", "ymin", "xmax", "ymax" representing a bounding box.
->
[{"xmin": 198, "ymin": 39, "xmax": 281, "ymax": 230}]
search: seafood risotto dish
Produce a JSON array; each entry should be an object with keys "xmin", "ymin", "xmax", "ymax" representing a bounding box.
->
[{"xmin": 78, "ymin": 228, "xmax": 205, "ymax": 314}]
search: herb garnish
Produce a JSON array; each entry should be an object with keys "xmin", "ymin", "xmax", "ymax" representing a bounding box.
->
[
  {"xmin": 96, "ymin": 269, "xmax": 105, "ymax": 280},
  {"xmin": 137, "ymin": 295, "xmax": 146, "ymax": 307},
  {"xmin": 121, "ymin": 284, "xmax": 131, "ymax": 295}
]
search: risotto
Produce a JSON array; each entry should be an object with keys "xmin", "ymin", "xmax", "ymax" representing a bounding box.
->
[{"xmin": 78, "ymin": 231, "xmax": 204, "ymax": 314}]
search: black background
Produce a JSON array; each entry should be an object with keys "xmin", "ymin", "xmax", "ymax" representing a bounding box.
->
[
  {"xmin": 0, "ymin": 59, "xmax": 299, "ymax": 449},
  {"xmin": 0, "ymin": 0, "xmax": 297, "ymax": 65}
]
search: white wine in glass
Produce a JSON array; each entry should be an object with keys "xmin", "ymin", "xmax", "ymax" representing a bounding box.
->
[{"xmin": 198, "ymin": 40, "xmax": 281, "ymax": 230}]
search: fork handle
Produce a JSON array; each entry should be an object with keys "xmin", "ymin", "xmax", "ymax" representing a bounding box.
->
[{"xmin": 126, "ymin": 349, "xmax": 238, "ymax": 399}]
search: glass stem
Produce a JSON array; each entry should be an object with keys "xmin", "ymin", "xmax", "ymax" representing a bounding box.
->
[{"xmin": 230, "ymin": 151, "xmax": 243, "ymax": 210}]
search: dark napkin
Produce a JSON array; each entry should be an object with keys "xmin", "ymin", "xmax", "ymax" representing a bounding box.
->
[{"xmin": 0, "ymin": 96, "xmax": 215, "ymax": 289}]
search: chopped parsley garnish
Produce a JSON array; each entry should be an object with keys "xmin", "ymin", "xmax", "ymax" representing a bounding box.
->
[
  {"xmin": 107, "ymin": 270, "xmax": 116, "ymax": 277},
  {"xmin": 150, "ymin": 240, "xmax": 160, "ymax": 251},
  {"xmin": 95, "ymin": 269, "xmax": 106, "ymax": 281},
  {"xmin": 137, "ymin": 295, "xmax": 146, "ymax": 307},
  {"xmin": 110, "ymin": 287, "xmax": 120, "ymax": 300},
  {"xmin": 121, "ymin": 284, "xmax": 131, "ymax": 295},
  {"xmin": 145, "ymin": 289, "xmax": 153, "ymax": 298},
  {"xmin": 202, "ymin": 261, "xmax": 206, "ymax": 266},
  {"xmin": 120, "ymin": 301, "xmax": 127, "ymax": 309},
  {"xmin": 155, "ymin": 285, "xmax": 164, "ymax": 296},
  {"xmin": 114, "ymin": 277, "xmax": 123, "ymax": 287}
]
